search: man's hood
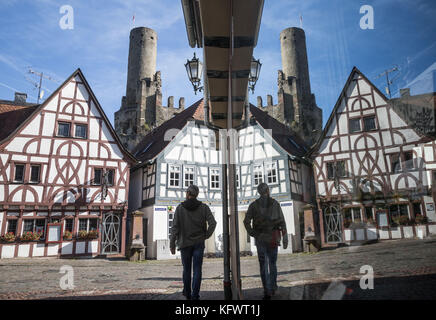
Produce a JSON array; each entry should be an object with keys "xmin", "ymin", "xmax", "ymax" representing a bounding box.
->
[{"xmin": 182, "ymin": 198, "xmax": 202, "ymax": 211}]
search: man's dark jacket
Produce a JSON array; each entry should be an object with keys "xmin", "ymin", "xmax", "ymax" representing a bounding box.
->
[
  {"xmin": 244, "ymin": 196, "xmax": 288, "ymax": 246},
  {"xmin": 170, "ymin": 198, "xmax": 217, "ymax": 250}
]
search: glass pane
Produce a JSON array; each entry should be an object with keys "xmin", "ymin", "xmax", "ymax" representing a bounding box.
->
[
  {"xmin": 7, "ymin": 220, "xmax": 17, "ymax": 234},
  {"xmin": 349, "ymin": 119, "xmax": 361, "ymax": 133},
  {"xmin": 58, "ymin": 123, "xmax": 70, "ymax": 136},
  {"xmin": 79, "ymin": 219, "xmax": 87, "ymax": 231},
  {"xmin": 75, "ymin": 125, "xmax": 87, "ymax": 138},
  {"xmin": 363, "ymin": 117, "xmax": 376, "ymax": 131},
  {"xmin": 30, "ymin": 165, "xmax": 40, "ymax": 182},
  {"xmin": 23, "ymin": 220, "xmax": 33, "ymax": 232},
  {"xmin": 15, "ymin": 165, "xmax": 24, "ymax": 182},
  {"xmin": 94, "ymin": 169, "xmax": 102, "ymax": 184},
  {"xmin": 89, "ymin": 219, "xmax": 98, "ymax": 231}
]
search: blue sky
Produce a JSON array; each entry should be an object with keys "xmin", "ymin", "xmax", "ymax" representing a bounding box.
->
[{"xmin": 0, "ymin": 0, "xmax": 435, "ymax": 127}]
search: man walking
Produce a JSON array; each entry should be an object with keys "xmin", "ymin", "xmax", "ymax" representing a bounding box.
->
[
  {"xmin": 170, "ymin": 185, "xmax": 217, "ymax": 300},
  {"xmin": 244, "ymin": 183, "xmax": 288, "ymax": 300}
]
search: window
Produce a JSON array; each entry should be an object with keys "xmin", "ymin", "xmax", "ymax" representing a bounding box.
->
[
  {"xmin": 184, "ymin": 166, "xmax": 195, "ymax": 188},
  {"xmin": 107, "ymin": 169, "xmax": 115, "ymax": 186},
  {"xmin": 78, "ymin": 218, "xmax": 98, "ymax": 232},
  {"xmin": 363, "ymin": 116, "xmax": 376, "ymax": 131},
  {"xmin": 412, "ymin": 203, "xmax": 422, "ymax": 217},
  {"xmin": 210, "ymin": 168, "xmax": 220, "ymax": 190},
  {"xmin": 75, "ymin": 124, "xmax": 87, "ymax": 138},
  {"xmin": 391, "ymin": 154, "xmax": 401, "ymax": 173},
  {"xmin": 343, "ymin": 207, "xmax": 361, "ymax": 227},
  {"xmin": 404, "ymin": 151, "xmax": 414, "ymax": 170},
  {"xmin": 168, "ymin": 165, "xmax": 181, "ymax": 188},
  {"xmin": 30, "ymin": 165, "xmax": 40, "ymax": 183},
  {"xmin": 7, "ymin": 219, "xmax": 17, "ymax": 235},
  {"xmin": 64, "ymin": 219, "xmax": 74, "ymax": 232},
  {"xmin": 326, "ymin": 161, "xmax": 346, "ymax": 180},
  {"xmin": 349, "ymin": 118, "xmax": 361, "ymax": 133},
  {"xmin": 57, "ymin": 122, "xmax": 71, "ymax": 137},
  {"xmin": 265, "ymin": 162, "xmax": 278, "ymax": 184},
  {"xmin": 389, "ymin": 204, "xmax": 409, "ymax": 225},
  {"xmin": 22, "ymin": 219, "xmax": 46, "ymax": 237},
  {"xmin": 364, "ymin": 207, "xmax": 373, "ymax": 221},
  {"xmin": 14, "ymin": 164, "xmax": 25, "ymax": 183},
  {"xmin": 94, "ymin": 168, "xmax": 102, "ymax": 185},
  {"xmin": 253, "ymin": 164, "xmax": 264, "ymax": 186}
]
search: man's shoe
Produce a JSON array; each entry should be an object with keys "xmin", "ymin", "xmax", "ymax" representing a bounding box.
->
[{"xmin": 262, "ymin": 294, "xmax": 271, "ymax": 300}]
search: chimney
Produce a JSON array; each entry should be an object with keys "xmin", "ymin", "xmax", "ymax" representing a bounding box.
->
[
  {"xmin": 257, "ymin": 96, "xmax": 263, "ymax": 108},
  {"xmin": 179, "ymin": 97, "xmax": 185, "ymax": 109},
  {"xmin": 400, "ymin": 88, "xmax": 411, "ymax": 98},
  {"xmin": 14, "ymin": 92, "xmax": 27, "ymax": 103}
]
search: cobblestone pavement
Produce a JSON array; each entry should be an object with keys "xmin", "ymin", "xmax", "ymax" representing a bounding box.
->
[{"xmin": 1, "ymin": 237, "xmax": 436, "ymax": 300}]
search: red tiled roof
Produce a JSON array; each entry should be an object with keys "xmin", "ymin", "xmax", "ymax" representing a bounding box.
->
[{"xmin": 0, "ymin": 102, "xmax": 38, "ymax": 142}]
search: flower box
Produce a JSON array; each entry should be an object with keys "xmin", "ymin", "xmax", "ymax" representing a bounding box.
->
[{"xmin": 0, "ymin": 232, "xmax": 16, "ymax": 243}]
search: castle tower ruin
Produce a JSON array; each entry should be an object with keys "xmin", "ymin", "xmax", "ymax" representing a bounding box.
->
[
  {"xmin": 258, "ymin": 27, "xmax": 322, "ymax": 147},
  {"xmin": 115, "ymin": 27, "xmax": 184, "ymax": 152}
]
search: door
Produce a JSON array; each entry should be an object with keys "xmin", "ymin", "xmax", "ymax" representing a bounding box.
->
[
  {"xmin": 101, "ymin": 212, "xmax": 121, "ymax": 254},
  {"xmin": 324, "ymin": 206, "xmax": 343, "ymax": 243},
  {"xmin": 143, "ymin": 218, "xmax": 148, "ymax": 258}
]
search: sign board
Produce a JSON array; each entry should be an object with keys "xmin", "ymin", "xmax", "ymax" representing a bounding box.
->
[{"xmin": 46, "ymin": 223, "xmax": 63, "ymax": 243}]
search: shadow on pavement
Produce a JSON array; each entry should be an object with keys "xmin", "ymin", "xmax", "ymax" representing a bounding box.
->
[{"xmin": 44, "ymin": 273, "xmax": 436, "ymax": 300}]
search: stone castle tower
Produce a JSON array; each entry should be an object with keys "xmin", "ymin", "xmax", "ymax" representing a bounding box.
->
[
  {"xmin": 257, "ymin": 27, "xmax": 322, "ymax": 147},
  {"xmin": 115, "ymin": 27, "xmax": 184, "ymax": 151}
]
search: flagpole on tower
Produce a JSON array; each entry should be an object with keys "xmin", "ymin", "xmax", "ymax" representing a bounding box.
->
[{"xmin": 299, "ymin": 14, "xmax": 303, "ymax": 28}]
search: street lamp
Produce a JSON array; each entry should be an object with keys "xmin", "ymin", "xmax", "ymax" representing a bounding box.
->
[
  {"xmin": 185, "ymin": 52, "xmax": 203, "ymax": 94},
  {"xmin": 248, "ymin": 57, "xmax": 262, "ymax": 93}
]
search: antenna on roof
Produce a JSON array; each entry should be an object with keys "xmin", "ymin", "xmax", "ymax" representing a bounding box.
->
[
  {"xmin": 375, "ymin": 65, "xmax": 399, "ymax": 99},
  {"xmin": 26, "ymin": 68, "xmax": 57, "ymax": 104}
]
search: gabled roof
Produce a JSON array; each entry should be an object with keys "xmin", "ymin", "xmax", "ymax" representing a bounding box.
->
[
  {"xmin": 308, "ymin": 66, "xmax": 389, "ymax": 157},
  {"xmin": 132, "ymin": 97, "xmax": 309, "ymax": 165},
  {"xmin": 132, "ymin": 99, "xmax": 204, "ymax": 162},
  {"xmin": 0, "ymin": 102, "xmax": 38, "ymax": 142},
  {"xmin": 0, "ymin": 68, "xmax": 136, "ymax": 164},
  {"xmin": 249, "ymin": 105, "xmax": 309, "ymax": 158}
]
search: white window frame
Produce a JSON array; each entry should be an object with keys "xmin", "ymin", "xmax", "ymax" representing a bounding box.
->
[
  {"xmin": 265, "ymin": 161, "xmax": 278, "ymax": 185},
  {"xmin": 183, "ymin": 166, "xmax": 195, "ymax": 188},
  {"xmin": 210, "ymin": 168, "xmax": 221, "ymax": 190},
  {"xmin": 168, "ymin": 164, "xmax": 182, "ymax": 188},
  {"xmin": 253, "ymin": 163, "xmax": 264, "ymax": 187},
  {"xmin": 77, "ymin": 218, "xmax": 98, "ymax": 232}
]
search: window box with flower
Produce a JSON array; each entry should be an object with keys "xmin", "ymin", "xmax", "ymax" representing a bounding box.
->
[
  {"xmin": 1, "ymin": 232, "xmax": 16, "ymax": 243},
  {"xmin": 63, "ymin": 231, "xmax": 73, "ymax": 241},
  {"xmin": 20, "ymin": 231, "xmax": 42, "ymax": 242}
]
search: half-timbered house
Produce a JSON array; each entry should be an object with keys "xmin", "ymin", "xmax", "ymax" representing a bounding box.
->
[
  {"xmin": 0, "ymin": 69, "xmax": 135, "ymax": 259},
  {"xmin": 310, "ymin": 67, "xmax": 436, "ymax": 247},
  {"xmin": 128, "ymin": 99, "xmax": 314, "ymax": 259}
]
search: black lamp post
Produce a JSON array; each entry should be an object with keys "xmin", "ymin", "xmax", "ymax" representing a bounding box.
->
[
  {"xmin": 248, "ymin": 57, "xmax": 261, "ymax": 93},
  {"xmin": 185, "ymin": 52, "xmax": 203, "ymax": 94}
]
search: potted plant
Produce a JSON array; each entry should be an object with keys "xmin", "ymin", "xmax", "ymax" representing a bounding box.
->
[
  {"xmin": 20, "ymin": 231, "xmax": 41, "ymax": 242},
  {"xmin": 87, "ymin": 230, "xmax": 99, "ymax": 240},
  {"xmin": 78, "ymin": 230, "xmax": 88, "ymax": 240},
  {"xmin": 63, "ymin": 231, "xmax": 73, "ymax": 241},
  {"xmin": 1, "ymin": 232, "xmax": 16, "ymax": 243}
]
